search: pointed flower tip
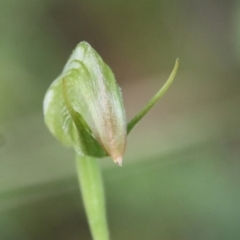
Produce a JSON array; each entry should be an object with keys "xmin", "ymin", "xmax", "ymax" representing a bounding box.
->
[{"xmin": 114, "ymin": 157, "xmax": 123, "ymax": 167}]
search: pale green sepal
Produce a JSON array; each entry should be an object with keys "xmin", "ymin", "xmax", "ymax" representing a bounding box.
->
[
  {"xmin": 127, "ymin": 59, "xmax": 179, "ymax": 134},
  {"xmin": 43, "ymin": 74, "xmax": 77, "ymax": 148},
  {"xmin": 62, "ymin": 78, "xmax": 107, "ymax": 158}
]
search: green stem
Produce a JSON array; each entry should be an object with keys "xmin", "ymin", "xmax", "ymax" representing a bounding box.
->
[{"xmin": 76, "ymin": 153, "xmax": 109, "ymax": 240}]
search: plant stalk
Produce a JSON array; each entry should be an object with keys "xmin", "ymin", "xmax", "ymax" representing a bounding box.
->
[{"xmin": 76, "ymin": 153, "xmax": 109, "ymax": 240}]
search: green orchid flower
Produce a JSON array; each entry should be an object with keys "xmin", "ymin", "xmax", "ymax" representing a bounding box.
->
[{"xmin": 43, "ymin": 41, "xmax": 179, "ymax": 166}]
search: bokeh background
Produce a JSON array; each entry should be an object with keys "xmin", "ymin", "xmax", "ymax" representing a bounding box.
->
[{"xmin": 1, "ymin": 1, "xmax": 240, "ymax": 239}]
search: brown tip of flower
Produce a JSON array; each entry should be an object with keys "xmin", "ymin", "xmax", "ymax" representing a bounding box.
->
[{"xmin": 114, "ymin": 157, "xmax": 123, "ymax": 166}]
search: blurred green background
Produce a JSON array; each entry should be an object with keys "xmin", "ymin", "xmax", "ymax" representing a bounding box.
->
[{"xmin": 1, "ymin": 1, "xmax": 240, "ymax": 239}]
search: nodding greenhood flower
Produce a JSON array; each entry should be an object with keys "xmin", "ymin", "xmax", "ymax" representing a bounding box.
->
[{"xmin": 43, "ymin": 41, "xmax": 179, "ymax": 166}]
